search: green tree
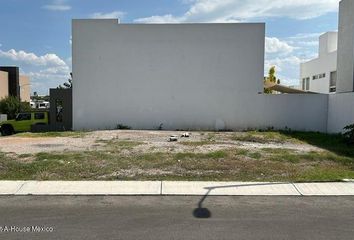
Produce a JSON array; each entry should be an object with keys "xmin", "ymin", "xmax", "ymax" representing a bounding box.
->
[
  {"xmin": 58, "ymin": 72, "xmax": 73, "ymax": 89},
  {"xmin": 264, "ymin": 66, "xmax": 281, "ymax": 94},
  {"xmin": 268, "ymin": 66, "xmax": 276, "ymax": 83},
  {"xmin": 0, "ymin": 96, "xmax": 31, "ymax": 119}
]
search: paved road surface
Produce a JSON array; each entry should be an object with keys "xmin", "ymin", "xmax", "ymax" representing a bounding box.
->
[{"xmin": 0, "ymin": 196, "xmax": 353, "ymax": 240}]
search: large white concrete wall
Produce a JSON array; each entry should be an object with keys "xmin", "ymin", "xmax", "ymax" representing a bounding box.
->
[
  {"xmin": 73, "ymin": 20, "xmax": 330, "ymax": 132},
  {"xmin": 227, "ymin": 94, "xmax": 328, "ymax": 132},
  {"xmin": 337, "ymin": 0, "xmax": 354, "ymax": 93},
  {"xmin": 260, "ymin": 94, "xmax": 328, "ymax": 132},
  {"xmin": 327, "ymin": 92, "xmax": 354, "ymax": 133},
  {"xmin": 73, "ymin": 20, "xmax": 266, "ymax": 130}
]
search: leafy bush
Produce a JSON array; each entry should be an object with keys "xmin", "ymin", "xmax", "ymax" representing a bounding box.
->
[
  {"xmin": 116, "ymin": 123, "xmax": 131, "ymax": 130},
  {"xmin": 0, "ymin": 96, "xmax": 31, "ymax": 119},
  {"xmin": 343, "ymin": 124, "xmax": 354, "ymax": 145}
]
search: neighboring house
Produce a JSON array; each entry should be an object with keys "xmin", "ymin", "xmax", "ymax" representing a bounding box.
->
[
  {"xmin": 31, "ymin": 100, "xmax": 50, "ymax": 109},
  {"xmin": 0, "ymin": 66, "xmax": 31, "ymax": 102},
  {"xmin": 300, "ymin": 32, "xmax": 338, "ymax": 94}
]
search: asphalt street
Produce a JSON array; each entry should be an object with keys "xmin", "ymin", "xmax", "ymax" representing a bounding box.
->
[{"xmin": 0, "ymin": 196, "xmax": 353, "ymax": 240}]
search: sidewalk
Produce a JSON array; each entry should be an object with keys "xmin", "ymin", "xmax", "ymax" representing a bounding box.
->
[{"xmin": 1, "ymin": 181, "xmax": 354, "ymax": 196}]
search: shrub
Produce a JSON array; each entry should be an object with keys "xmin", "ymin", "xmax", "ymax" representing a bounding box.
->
[
  {"xmin": 343, "ymin": 124, "xmax": 354, "ymax": 145},
  {"xmin": 0, "ymin": 96, "xmax": 31, "ymax": 119},
  {"xmin": 116, "ymin": 124, "xmax": 131, "ymax": 130}
]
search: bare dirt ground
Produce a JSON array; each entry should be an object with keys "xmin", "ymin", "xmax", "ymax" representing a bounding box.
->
[{"xmin": 0, "ymin": 130, "xmax": 321, "ymax": 155}]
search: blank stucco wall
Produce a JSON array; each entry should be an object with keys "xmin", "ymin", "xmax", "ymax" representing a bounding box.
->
[
  {"xmin": 327, "ymin": 92, "xmax": 354, "ymax": 133},
  {"xmin": 72, "ymin": 20, "xmax": 265, "ymax": 130},
  {"xmin": 336, "ymin": 0, "xmax": 354, "ymax": 93},
  {"xmin": 258, "ymin": 94, "xmax": 328, "ymax": 132},
  {"xmin": 19, "ymin": 76, "xmax": 30, "ymax": 102},
  {"xmin": 0, "ymin": 71, "xmax": 8, "ymax": 100}
]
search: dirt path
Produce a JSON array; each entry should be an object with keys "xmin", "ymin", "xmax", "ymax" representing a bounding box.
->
[{"xmin": 0, "ymin": 130, "xmax": 322, "ymax": 155}]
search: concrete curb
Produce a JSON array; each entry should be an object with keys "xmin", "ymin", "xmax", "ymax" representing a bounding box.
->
[{"xmin": 0, "ymin": 181, "xmax": 353, "ymax": 196}]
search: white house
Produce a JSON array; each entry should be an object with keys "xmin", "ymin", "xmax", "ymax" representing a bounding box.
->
[{"xmin": 300, "ymin": 32, "xmax": 338, "ymax": 94}]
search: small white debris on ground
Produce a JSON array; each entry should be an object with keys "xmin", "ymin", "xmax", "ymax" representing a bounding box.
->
[
  {"xmin": 181, "ymin": 132, "xmax": 190, "ymax": 138},
  {"xmin": 169, "ymin": 135, "xmax": 178, "ymax": 142}
]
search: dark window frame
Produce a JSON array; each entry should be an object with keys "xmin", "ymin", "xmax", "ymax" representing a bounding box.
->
[
  {"xmin": 34, "ymin": 112, "xmax": 45, "ymax": 120},
  {"xmin": 16, "ymin": 113, "xmax": 31, "ymax": 121}
]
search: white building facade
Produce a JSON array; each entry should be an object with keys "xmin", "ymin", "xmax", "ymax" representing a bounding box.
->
[{"xmin": 300, "ymin": 32, "xmax": 338, "ymax": 94}]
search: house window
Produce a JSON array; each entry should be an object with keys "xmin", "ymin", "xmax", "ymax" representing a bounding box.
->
[
  {"xmin": 330, "ymin": 71, "xmax": 337, "ymax": 93},
  {"xmin": 312, "ymin": 73, "xmax": 326, "ymax": 80},
  {"xmin": 305, "ymin": 77, "xmax": 310, "ymax": 90},
  {"xmin": 316, "ymin": 73, "xmax": 326, "ymax": 79},
  {"xmin": 302, "ymin": 78, "xmax": 306, "ymax": 90}
]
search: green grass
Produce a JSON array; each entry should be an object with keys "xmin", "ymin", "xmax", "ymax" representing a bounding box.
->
[
  {"xmin": 1, "ymin": 146, "xmax": 352, "ymax": 181},
  {"xmin": 279, "ymin": 131, "xmax": 354, "ymax": 158},
  {"xmin": 96, "ymin": 139, "xmax": 144, "ymax": 149},
  {"xmin": 0, "ymin": 130, "xmax": 353, "ymax": 181},
  {"xmin": 231, "ymin": 131, "xmax": 299, "ymax": 144},
  {"xmin": 15, "ymin": 131, "xmax": 88, "ymax": 138},
  {"xmin": 178, "ymin": 141, "xmax": 215, "ymax": 146},
  {"xmin": 174, "ymin": 151, "xmax": 227, "ymax": 160}
]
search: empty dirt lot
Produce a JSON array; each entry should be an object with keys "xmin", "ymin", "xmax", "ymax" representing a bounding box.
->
[
  {"xmin": 0, "ymin": 130, "xmax": 320, "ymax": 155},
  {"xmin": 0, "ymin": 130, "xmax": 353, "ymax": 181}
]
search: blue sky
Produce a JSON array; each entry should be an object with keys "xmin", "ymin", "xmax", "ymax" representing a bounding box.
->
[{"xmin": 0, "ymin": 0, "xmax": 340, "ymax": 94}]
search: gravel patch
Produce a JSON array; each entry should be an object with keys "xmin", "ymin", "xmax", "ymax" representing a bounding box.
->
[{"xmin": 0, "ymin": 130, "xmax": 323, "ymax": 155}]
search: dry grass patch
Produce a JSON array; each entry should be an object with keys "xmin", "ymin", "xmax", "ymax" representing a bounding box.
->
[{"xmin": 0, "ymin": 130, "xmax": 353, "ymax": 181}]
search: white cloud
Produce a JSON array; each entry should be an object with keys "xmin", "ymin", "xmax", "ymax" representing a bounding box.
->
[
  {"xmin": 265, "ymin": 54, "xmax": 316, "ymax": 86},
  {"xmin": 65, "ymin": 57, "xmax": 72, "ymax": 72},
  {"xmin": 90, "ymin": 11, "xmax": 126, "ymax": 19},
  {"xmin": 287, "ymin": 32, "xmax": 323, "ymax": 40},
  {"xmin": 263, "ymin": 31, "xmax": 329, "ymax": 86},
  {"xmin": 135, "ymin": 14, "xmax": 181, "ymax": 23},
  {"xmin": 0, "ymin": 49, "xmax": 67, "ymax": 67},
  {"xmin": 0, "ymin": 48, "xmax": 70, "ymax": 94},
  {"xmin": 133, "ymin": 0, "xmax": 337, "ymax": 87},
  {"xmin": 265, "ymin": 56, "xmax": 306, "ymax": 71},
  {"xmin": 26, "ymin": 70, "xmax": 70, "ymax": 95},
  {"xmin": 293, "ymin": 41, "xmax": 318, "ymax": 47},
  {"xmin": 24, "ymin": 65, "xmax": 71, "ymax": 95},
  {"xmin": 285, "ymin": 32, "xmax": 323, "ymax": 49},
  {"xmin": 135, "ymin": 0, "xmax": 340, "ymax": 23},
  {"xmin": 42, "ymin": 0, "xmax": 71, "ymax": 11},
  {"xmin": 265, "ymin": 37, "xmax": 294, "ymax": 54}
]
